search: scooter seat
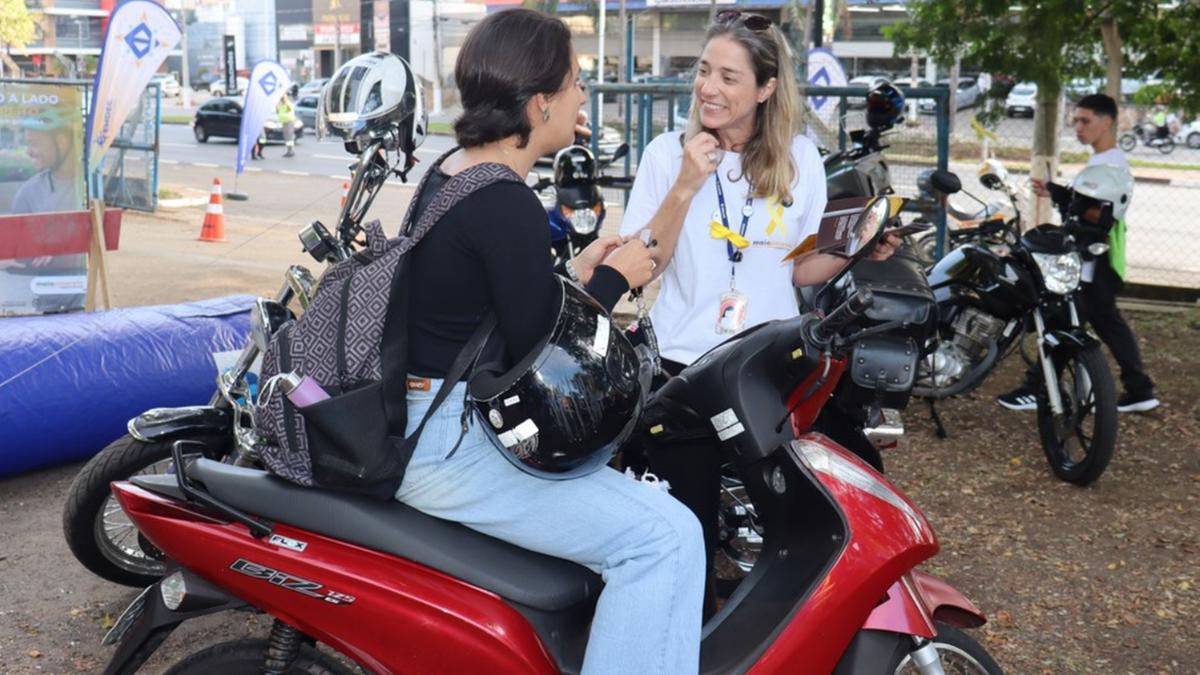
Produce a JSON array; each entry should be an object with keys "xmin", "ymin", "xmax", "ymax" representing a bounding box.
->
[{"xmin": 185, "ymin": 458, "xmax": 602, "ymax": 612}]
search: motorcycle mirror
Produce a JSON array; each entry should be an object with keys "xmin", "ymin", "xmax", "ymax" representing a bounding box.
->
[
  {"xmin": 930, "ymin": 170, "xmax": 962, "ymax": 195},
  {"xmin": 977, "ymin": 159, "xmax": 1009, "ymax": 191},
  {"xmin": 1088, "ymin": 242, "xmax": 1111, "ymax": 256},
  {"xmin": 250, "ymin": 298, "xmax": 293, "ymax": 352},
  {"xmin": 844, "ymin": 196, "xmax": 898, "ymax": 261},
  {"xmin": 284, "ymin": 265, "xmax": 317, "ymax": 310},
  {"xmin": 609, "ymin": 143, "xmax": 629, "ymax": 163}
]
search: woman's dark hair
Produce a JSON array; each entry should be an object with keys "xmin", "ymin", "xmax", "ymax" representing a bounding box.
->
[{"xmin": 453, "ymin": 9, "xmax": 573, "ymax": 149}]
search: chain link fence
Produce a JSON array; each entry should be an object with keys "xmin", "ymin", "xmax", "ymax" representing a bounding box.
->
[
  {"xmin": 586, "ymin": 78, "xmax": 1199, "ymax": 292},
  {"xmin": 945, "ymin": 97, "xmax": 1200, "ymax": 290}
]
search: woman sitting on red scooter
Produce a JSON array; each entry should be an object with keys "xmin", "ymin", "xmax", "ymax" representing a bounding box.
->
[{"xmin": 399, "ymin": 9, "xmax": 706, "ymax": 675}]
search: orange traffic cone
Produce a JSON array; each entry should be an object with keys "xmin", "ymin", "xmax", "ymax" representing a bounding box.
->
[
  {"xmin": 198, "ymin": 177, "xmax": 226, "ymax": 242},
  {"xmin": 339, "ymin": 181, "xmax": 350, "ymax": 208}
]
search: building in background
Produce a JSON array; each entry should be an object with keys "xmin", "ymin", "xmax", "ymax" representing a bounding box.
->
[{"xmin": 5, "ymin": 0, "xmax": 111, "ymax": 78}]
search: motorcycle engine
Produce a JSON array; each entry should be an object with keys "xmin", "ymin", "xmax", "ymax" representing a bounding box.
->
[{"xmin": 922, "ymin": 308, "xmax": 1007, "ymax": 388}]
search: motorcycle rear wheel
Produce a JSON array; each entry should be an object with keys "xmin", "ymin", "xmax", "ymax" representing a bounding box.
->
[
  {"xmin": 1117, "ymin": 133, "xmax": 1136, "ymax": 152},
  {"xmin": 889, "ymin": 622, "xmax": 1004, "ymax": 674},
  {"xmin": 165, "ymin": 638, "xmax": 353, "ymax": 675},
  {"xmin": 1157, "ymin": 138, "xmax": 1176, "ymax": 154},
  {"xmin": 1036, "ymin": 346, "xmax": 1117, "ymax": 485}
]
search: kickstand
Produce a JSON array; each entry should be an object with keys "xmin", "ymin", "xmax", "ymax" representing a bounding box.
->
[{"xmin": 927, "ymin": 399, "xmax": 948, "ymax": 439}]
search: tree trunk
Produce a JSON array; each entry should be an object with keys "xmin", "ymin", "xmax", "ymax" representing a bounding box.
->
[
  {"xmin": 1031, "ymin": 80, "xmax": 1063, "ymax": 226},
  {"xmin": 1100, "ymin": 17, "xmax": 1122, "ymax": 101}
]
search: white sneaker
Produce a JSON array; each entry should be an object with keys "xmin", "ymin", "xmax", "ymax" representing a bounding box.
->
[{"xmin": 1117, "ymin": 394, "xmax": 1160, "ymax": 413}]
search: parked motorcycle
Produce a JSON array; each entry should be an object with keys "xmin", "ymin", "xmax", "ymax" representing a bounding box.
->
[
  {"xmin": 62, "ymin": 138, "xmax": 400, "ymax": 587},
  {"xmin": 911, "ymin": 162, "xmax": 1019, "ymax": 268},
  {"xmin": 100, "ymin": 196, "xmax": 1002, "ymax": 674},
  {"xmin": 1118, "ymin": 121, "xmax": 1175, "ymax": 154},
  {"xmin": 914, "ymin": 167, "xmax": 1118, "ymax": 485},
  {"xmin": 532, "ymin": 140, "xmax": 632, "ymax": 274}
]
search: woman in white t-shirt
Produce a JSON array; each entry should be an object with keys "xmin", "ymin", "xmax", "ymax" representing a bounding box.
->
[{"xmin": 619, "ymin": 10, "xmax": 899, "ymax": 616}]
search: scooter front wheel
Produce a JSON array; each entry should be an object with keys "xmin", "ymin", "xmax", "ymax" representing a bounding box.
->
[
  {"xmin": 889, "ymin": 622, "xmax": 1004, "ymax": 674},
  {"xmin": 1118, "ymin": 133, "xmax": 1136, "ymax": 152}
]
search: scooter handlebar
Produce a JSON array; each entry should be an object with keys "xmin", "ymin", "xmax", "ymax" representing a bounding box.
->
[{"xmin": 811, "ymin": 289, "xmax": 874, "ymax": 345}]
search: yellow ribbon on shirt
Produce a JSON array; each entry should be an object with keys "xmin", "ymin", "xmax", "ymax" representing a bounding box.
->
[
  {"xmin": 765, "ymin": 198, "xmax": 786, "ymax": 237},
  {"xmin": 710, "ymin": 221, "xmax": 750, "ymax": 249}
]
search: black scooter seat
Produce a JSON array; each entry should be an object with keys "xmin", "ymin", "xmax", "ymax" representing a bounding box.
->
[{"xmin": 179, "ymin": 459, "xmax": 601, "ymax": 612}]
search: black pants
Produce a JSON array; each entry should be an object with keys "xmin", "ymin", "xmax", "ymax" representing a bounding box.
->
[
  {"xmin": 1024, "ymin": 259, "xmax": 1154, "ymax": 397},
  {"xmin": 626, "ymin": 359, "xmax": 877, "ymax": 617}
]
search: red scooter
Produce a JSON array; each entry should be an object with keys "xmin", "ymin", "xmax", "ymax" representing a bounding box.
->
[{"xmin": 100, "ymin": 199, "xmax": 1003, "ymax": 674}]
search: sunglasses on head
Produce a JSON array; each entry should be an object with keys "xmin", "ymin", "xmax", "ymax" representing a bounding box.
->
[{"xmin": 715, "ymin": 10, "xmax": 773, "ymax": 32}]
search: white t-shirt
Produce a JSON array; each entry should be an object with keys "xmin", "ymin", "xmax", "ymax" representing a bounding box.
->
[
  {"xmin": 1088, "ymin": 147, "xmax": 1129, "ymax": 171},
  {"xmin": 621, "ymin": 132, "xmax": 827, "ymax": 364}
]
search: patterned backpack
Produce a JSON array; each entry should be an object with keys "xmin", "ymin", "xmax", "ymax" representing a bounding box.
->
[{"xmin": 255, "ymin": 151, "xmax": 520, "ymax": 498}]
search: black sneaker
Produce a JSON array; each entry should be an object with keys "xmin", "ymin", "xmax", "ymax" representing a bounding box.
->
[
  {"xmin": 997, "ymin": 386, "xmax": 1038, "ymax": 411},
  {"xmin": 1117, "ymin": 393, "xmax": 1160, "ymax": 413}
]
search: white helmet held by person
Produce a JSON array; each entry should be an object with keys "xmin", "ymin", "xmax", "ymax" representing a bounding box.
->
[{"xmin": 1069, "ymin": 164, "xmax": 1134, "ymax": 221}]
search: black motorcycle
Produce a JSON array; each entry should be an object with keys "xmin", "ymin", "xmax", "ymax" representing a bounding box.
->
[
  {"xmin": 533, "ymin": 141, "xmax": 631, "ymax": 274},
  {"xmin": 914, "ymin": 169, "xmax": 1118, "ymax": 485}
]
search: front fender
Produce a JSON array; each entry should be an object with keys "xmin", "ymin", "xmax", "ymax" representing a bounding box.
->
[
  {"xmin": 862, "ymin": 570, "xmax": 986, "ymax": 637},
  {"xmin": 127, "ymin": 406, "xmax": 232, "ymax": 443},
  {"xmin": 1044, "ymin": 328, "xmax": 1099, "ymax": 355}
]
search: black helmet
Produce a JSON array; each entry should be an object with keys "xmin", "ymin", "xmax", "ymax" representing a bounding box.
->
[
  {"xmin": 319, "ymin": 51, "xmax": 427, "ymax": 155},
  {"xmin": 866, "ymin": 82, "xmax": 905, "ymax": 129},
  {"xmin": 553, "ymin": 145, "xmax": 597, "ymax": 187},
  {"xmin": 469, "ymin": 278, "xmax": 643, "ymax": 479}
]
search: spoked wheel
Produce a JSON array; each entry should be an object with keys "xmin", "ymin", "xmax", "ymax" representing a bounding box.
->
[
  {"xmin": 63, "ymin": 434, "xmax": 220, "ymax": 586},
  {"xmin": 715, "ymin": 471, "xmax": 761, "ymax": 597},
  {"xmin": 1036, "ymin": 346, "xmax": 1117, "ymax": 485},
  {"xmin": 891, "ymin": 622, "xmax": 1004, "ymax": 674}
]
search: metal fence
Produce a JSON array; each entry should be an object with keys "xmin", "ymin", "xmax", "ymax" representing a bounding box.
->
[
  {"xmin": 959, "ymin": 99, "xmax": 1200, "ymax": 290},
  {"xmin": 95, "ymin": 83, "xmax": 162, "ymax": 212},
  {"xmin": 587, "ymin": 81, "xmax": 954, "ymax": 254},
  {"xmin": 587, "ymin": 79, "xmax": 1200, "ymax": 291}
]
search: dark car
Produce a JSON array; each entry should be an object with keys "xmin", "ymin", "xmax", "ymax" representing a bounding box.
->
[
  {"xmin": 295, "ymin": 94, "xmax": 319, "ymax": 130},
  {"xmin": 191, "ymin": 97, "xmax": 305, "ymax": 143}
]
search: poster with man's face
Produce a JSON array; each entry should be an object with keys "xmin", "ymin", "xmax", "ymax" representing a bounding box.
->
[{"xmin": 0, "ymin": 82, "xmax": 88, "ymax": 316}]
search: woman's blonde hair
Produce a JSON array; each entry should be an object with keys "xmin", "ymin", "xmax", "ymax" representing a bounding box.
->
[{"xmin": 686, "ymin": 18, "xmax": 802, "ymax": 205}]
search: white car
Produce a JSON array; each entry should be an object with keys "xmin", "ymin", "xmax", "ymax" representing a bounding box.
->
[
  {"xmin": 209, "ymin": 76, "xmax": 249, "ymax": 97},
  {"xmin": 150, "ymin": 73, "xmax": 181, "ymax": 98},
  {"xmin": 919, "ymin": 78, "xmax": 982, "ymax": 113},
  {"xmin": 1175, "ymin": 120, "xmax": 1200, "ymax": 149},
  {"xmin": 1005, "ymin": 82, "xmax": 1037, "ymax": 117}
]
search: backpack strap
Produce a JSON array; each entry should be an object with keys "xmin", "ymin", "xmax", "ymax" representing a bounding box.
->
[{"xmin": 397, "ymin": 147, "xmax": 523, "ymax": 253}]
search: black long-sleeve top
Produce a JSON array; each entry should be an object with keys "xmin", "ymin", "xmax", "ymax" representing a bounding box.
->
[{"xmin": 406, "ymin": 167, "xmax": 628, "ymax": 378}]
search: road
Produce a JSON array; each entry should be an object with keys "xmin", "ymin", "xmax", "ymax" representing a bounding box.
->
[
  {"xmin": 157, "ymin": 123, "xmax": 460, "ymax": 187},
  {"xmin": 150, "ymin": 121, "xmax": 1200, "ymax": 289}
]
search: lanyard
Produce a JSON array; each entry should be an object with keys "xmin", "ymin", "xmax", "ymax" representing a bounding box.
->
[{"xmin": 714, "ymin": 173, "xmax": 754, "ymax": 287}]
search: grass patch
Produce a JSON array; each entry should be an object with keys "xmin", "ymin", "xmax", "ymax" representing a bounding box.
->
[
  {"xmin": 162, "ymin": 114, "xmax": 192, "ymax": 125},
  {"xmin": 1128, "ymin": 158, "xmax": 1200, "ymax": 171},
  {"xmin": 158, "ymin": 187, "xmax": 183, "ymax": 200},
  {"xmin": 428, "ymin": 121, "xmax": 453, "ymax": 136}
]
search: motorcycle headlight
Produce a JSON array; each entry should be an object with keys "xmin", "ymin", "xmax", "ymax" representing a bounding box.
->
[
  {"xmin": 1032, "ymin": 251, "xmax": 1082, "ymax": 294},
  {"xmin": 565, "ymin": 207, "xmax": 599, "ymax": 235}
]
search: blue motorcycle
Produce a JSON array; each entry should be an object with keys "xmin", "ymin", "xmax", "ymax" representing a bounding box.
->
[{"xmin": 532, "ymin": 141, "xmax": 631, "ymax": 274}]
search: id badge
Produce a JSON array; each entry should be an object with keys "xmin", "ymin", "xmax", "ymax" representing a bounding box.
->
[{"xmin": 715, "ymin": 289, "xmax": 749, "ymax": 335}]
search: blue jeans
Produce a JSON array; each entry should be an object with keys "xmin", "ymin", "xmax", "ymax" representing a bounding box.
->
[{"xmin": 396, "ymin": 381, "xmax": 705, "ymax": 675}]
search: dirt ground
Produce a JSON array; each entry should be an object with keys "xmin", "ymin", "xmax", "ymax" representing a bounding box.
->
[{"xmin": 1, "ymin": 171, "xmax": 1198, "ymax": 672}]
